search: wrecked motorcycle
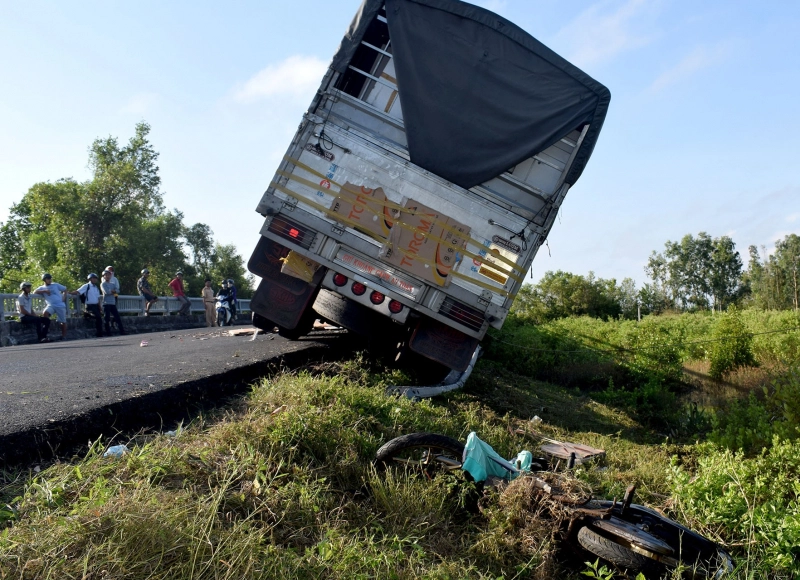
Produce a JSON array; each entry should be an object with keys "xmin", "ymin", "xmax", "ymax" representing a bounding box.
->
[{"xmin": 376, "ymin": 432, "xmax": 733, "ymax": 578}]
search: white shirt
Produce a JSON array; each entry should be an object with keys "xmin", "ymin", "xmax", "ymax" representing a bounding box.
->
[
  {"xmin": 16, "ymin": 292, "xmax": 34, "ymax": 315},
  {"xmin": 78, "ymin": 282, "xmax": 102, "ymax": 305}
]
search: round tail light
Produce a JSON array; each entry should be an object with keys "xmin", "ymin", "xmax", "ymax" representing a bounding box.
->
[
  {"xmin": 351, "ymin": 282, "xmax": 366, "ymax": 296},
  {"xmin": 388, "ymin": 300, "xmax": 403, "ymax": 314},
  {"xmin": 332, "ymin": 273, "xmax": 347, "ymax": 287},
  {"xmin": 370, "ymin": 291, "xmax": 385, "ymax": 305}
]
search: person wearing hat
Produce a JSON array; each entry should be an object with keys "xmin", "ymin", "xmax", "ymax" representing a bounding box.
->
[
  {"xmin": 16, "ymin": 281, "xmax": 51, "ymax": 342},
  {"xmin": 201, "ymin": 278, "xmax": 217, "ymax": 327},
  {"xmin": 105, "ymin": 265, "xmax": 120, "ymax": 293},
  {"xmin": 137, "ymin": 268, "xmax": 158, "ymax": 316},
  {"xmin": 101, "ymin": 269, "xmax": 126, "ymax": 335},
  {"xmin": 74, "ymin": 273, "xmax": 104, "ymax": 337},
  {"xmin": 168, "ymin": 270, "xmax": 191, "ymax": 316},
  {"xmin": 33, "ymin": 273, "xmax": 69, "ymax": 340}
]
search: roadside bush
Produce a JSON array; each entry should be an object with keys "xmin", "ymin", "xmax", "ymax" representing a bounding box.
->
[
  {"xmin": 711, "ymin": 367, "xmax": 800, "ymax": 454},
  {"xmin": 708, "ymin": 307, "xmax": 756, "ymax": 379},
  {"xmin": 668, "ymin": 439, "xmax": 800, "ymax": 577}
]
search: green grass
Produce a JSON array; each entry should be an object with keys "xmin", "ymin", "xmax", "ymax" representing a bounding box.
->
[{"xmin": 1, "ymin": 351, "xmax": 798, "ymax": 578}]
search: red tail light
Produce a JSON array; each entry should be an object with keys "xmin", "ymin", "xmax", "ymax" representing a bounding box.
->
[
  {"xmin": 333, "ymin": 273, "xmax": 347, "ymax": 287},
  {"xmin": 370, "ymin": 291, "xmax": 385, "ymax": 305},
  {"xmin": 351, "ymin": 282, "xmax": 366, "ymax": 296},
  {"xmin": 388, "ymin": 300, "xmax": 403, "ymax": 314}
]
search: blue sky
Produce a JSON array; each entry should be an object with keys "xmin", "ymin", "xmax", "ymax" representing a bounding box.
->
[{"xmin": 1, "ymin": 0, "xmax": 798, "ymax": 288}]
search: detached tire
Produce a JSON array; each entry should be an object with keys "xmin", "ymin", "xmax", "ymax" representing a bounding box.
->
[
  {"xmin": 376, "ymin": 433, "xmax": 465, "ymax": 475},
  {"xmin": 577, "ymin": 526, "xmax": 662, "ymax": 575}
]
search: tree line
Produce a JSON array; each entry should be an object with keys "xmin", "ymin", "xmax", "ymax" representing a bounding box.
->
[
  {"xmin": 513, "ymin": 231, "xmax": 799, "ymax": 323},
  {"xmin": 0, "ymin": 123, "xmax": 252, "ymax": 298}
]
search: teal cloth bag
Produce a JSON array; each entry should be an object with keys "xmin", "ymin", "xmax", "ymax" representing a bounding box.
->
[{"xmin": 461, "ymin": 432, "xmax": 533, "ymax": 482}]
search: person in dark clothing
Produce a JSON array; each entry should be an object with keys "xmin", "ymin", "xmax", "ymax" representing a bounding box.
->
[
  {"xmin": 16, "ymin": 281, "xmax": 51, "ymax": 342},
  {"xmin": 226, "ymin": 278, "xmax": 237, "ymax": 321},
  {"xmin": 101, "ymin": 269, "xmax": 126, "ymax": 335},
  {"xmin": 74, "ymin": 273, "xmax": 104, "ymax": 337}
]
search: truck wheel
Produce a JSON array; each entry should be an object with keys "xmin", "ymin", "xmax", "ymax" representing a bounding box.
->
[
  {"xmin": 276, "ymin": 306, "xmax": 316, "ymax": 340},
  {"xmin": 312, "ymin": 289, "xmax": 401, "ymax": 343}
]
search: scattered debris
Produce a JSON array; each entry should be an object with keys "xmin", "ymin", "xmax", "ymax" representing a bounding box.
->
[
  {"xmin": 228, "ymin": 327, "xmax": 257, "ymax": 336},
  {"xmin": 104, "ymin": 444, "xmax": 130, "ymax": 458},
  {"xmin": 271, "ymin": 405, "xmax": 287, "ymax": 415},
  {"xmin": 140, "ymin": 340, "xmax": 148, "ymax": 347}
]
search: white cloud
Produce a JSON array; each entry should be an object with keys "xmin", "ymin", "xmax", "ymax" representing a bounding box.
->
[
  {"xmin": 787, "ymin": 213, "xmax": 799, "ymax": 223},
  {"xmin": 121, "ymin": 92, "xmax": 159, "ymax": 115},
  {"xmin": 648, "ymin": 43, "xmax": 731, "ymax": 93},
  {"xmin": 554, "ymin": 0, "xmax": 655, "ymax": 67},
  {"xmin": 233, "ymin": 55, "xmax": 328, "ymax": 103}
]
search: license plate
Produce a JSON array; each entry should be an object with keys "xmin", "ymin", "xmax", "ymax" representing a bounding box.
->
[{"xmin": 335, "ymin": 251, "xmax": 420, "ymax": 298}]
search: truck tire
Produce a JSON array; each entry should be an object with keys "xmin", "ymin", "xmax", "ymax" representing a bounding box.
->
[
  {"xmin": 312, "ymin": 289, "xmax": 401, "ymax": 343},
  {"xmin": 277, "ymin": 307, "xmax": 316, "ymax": 340}
]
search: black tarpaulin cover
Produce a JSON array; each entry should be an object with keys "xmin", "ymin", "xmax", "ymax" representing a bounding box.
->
[{"xmin": 331, "ymin": 0, "xmax": 610, "ymax": 191}]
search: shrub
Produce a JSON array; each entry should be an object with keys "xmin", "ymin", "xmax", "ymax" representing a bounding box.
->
[
  {"xmin": 669, "ymin": 439, "xmax": 800, "ymax": 577},
  {"xmin": 708, "ymin": 307, "xmax": 756, "ymax": 379}
]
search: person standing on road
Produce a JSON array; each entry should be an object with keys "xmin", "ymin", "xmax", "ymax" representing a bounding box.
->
[
  {"xmin": 168, "ymin": 271, "xmax": 191, "ymax": 316},
  {"xmin": 137, "ymin": 268, "xmax": 158, "ymax": 316},
  {"xmin": 33, "ymin": 273, "xmax": 69, "ymax": 341},
  {"xmin": 202, "ymin": 278, "xmax": 217, "ymax": 327},
  {"xmin": 16, "ymin": 281, "xmax": 51, "ymax": 342},
  {"xmin": 226, "ymin": 278, "xmax": 238, "ymax": 322},
  {"xmin": 101, "ymin": 269, "xmax": 126, "ymax": 335},
  {"xmin": 105, "ymin": 265, "xmax": 120, "ymax": 293},
  {"xmin": 74, "ymin": 273, "xmax": 104, "ymax": 337}
]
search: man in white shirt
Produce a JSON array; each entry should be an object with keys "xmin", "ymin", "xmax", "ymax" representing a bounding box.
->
[
  {"xmin": 75, "ymin": 273, "xmax": 104, "ymax": 337},
  {"xmin": 33, "ymin": 273, "xmax": 69, "ymax": 341},
  {"xmin": 16, "ymin": 281, "xmax": 51, "ymax": 343}
]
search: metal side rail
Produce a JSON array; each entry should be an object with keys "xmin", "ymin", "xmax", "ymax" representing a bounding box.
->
[{"xmin": 387, "ymin": 345, "xmax": 482, "ymax": 400}]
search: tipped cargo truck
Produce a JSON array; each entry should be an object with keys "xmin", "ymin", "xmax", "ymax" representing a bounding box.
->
[{"xmin": 248, "ymin": 0, "xmax": 610, "ymax": 383}]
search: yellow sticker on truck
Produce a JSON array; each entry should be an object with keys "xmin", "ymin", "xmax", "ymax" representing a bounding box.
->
[{"xmin": 476, "ymin": 244, "xmax": 519, "ymax": 286}]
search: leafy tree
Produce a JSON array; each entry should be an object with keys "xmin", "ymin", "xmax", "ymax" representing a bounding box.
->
[
  {"xmin": 745, "ymin": 235, "xmax": 800, "ymax": 310},
  {"xmin": 0, "ymin": 123, "xmax": 251, "ymax": 298},
  {"xmin": 512, "ymin": 270, "xmax": 628, "ymax": 322},
  {"xmin": 184, "ymin": 223, "xmax": 215, "ymax": 276},
  {"xmin": 646, "ymin": 232, "xmax": 743, "ymax": 311}
]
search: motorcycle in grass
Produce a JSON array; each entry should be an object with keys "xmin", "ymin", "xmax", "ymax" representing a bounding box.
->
[{"xmin": 376, "ymin": 432, "xmax": 733, "ymax": 578}]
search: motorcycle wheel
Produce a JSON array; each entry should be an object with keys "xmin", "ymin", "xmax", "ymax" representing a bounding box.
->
[
  {"xmin": 577, "ymin": 526, "xmax": 665, "ymax": 576},
  {"xmin": 375, "ymin": 433, "xmax": 464, "ymax": 476},
  {"xmin": 217, "ymin": 310, "xmax": 226, "ymax": 327}
]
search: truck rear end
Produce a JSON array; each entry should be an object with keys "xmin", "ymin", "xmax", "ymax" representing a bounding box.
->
[{"xmin": 248, "ymin": 0, "xmax": 610, "ymax": 372}]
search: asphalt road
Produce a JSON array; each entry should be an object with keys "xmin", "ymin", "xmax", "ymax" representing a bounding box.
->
[{"xmin": 0, "ymin": 326, "xmax": 352, "ymax": 465}]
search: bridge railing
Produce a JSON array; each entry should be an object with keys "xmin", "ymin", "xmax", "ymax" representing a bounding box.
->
[{"xmin": 1, "ymin": 293, "xmax": 250, "ymax": 321}]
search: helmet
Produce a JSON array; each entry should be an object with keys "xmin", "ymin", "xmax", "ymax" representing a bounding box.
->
[
  {"xmin": 227, "ymin": 279, "xmax": 235, "ymax": 285},
  {"xmin": 175, "ymin": 270, "xmax": 183, "ymax": 276},
  {"xmin": 20, "ymin": 281, "xmax": 32, "ymax": 289},
  {"xmin": 87, "ymin": 273, "xmax": 98, "ymax": 280},
  {"xmin": 141, "ymin": 268, "xmax": 150, "ymax": 275},
  {"xmin": 106, "ymin": 265, "xmax": 114, "ymax": 271},
  {"xmin": 41, "ymin": 273, "xmax": 52, "ymax": 280},
  {"xmin": 221, "ymin": 279, "xmax": 228, "ymax": 286}
]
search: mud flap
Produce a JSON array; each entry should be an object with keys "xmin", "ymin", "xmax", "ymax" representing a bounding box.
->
[
  {"xmin": 247, "ymin": 236, "xmax": 325, "ymax": 329},
  {"xmin": 408, "ymin": 317, "xmax": 480, "ymax": 372}
]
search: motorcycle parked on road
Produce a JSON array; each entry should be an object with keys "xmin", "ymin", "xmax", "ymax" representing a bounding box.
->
[{"xmin": 215, "ymin": 295, "xmax": 233, "ymax": 327}]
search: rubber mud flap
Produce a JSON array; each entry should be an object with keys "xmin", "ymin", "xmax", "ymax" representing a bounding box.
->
[
  {"xmin": 408, "ymin": 318, "xmax": 479, "ymax": 372},
  {"xmin": 247, "ymin": 236, "xmax": 325, "ymax": 329}
]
